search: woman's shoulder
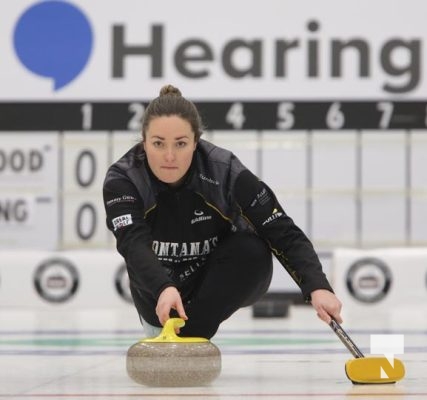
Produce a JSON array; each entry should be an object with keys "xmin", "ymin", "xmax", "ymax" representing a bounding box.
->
[
  {"xmin": 108, "ymin": 143, "xmax": 145, "ymax": 174},
  {"xmin": 195, "ymin": 139, "xmax": 248, "ymax": 181},
  {"xmin": 197, "ymin": 139, "xmax": 236, "ymax": 163},
  {"xmin": 104, "ymin": 143, "xmax": 147, "ymax": 188}
]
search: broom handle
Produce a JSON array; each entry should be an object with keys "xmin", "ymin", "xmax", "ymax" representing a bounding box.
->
[{"xmin": 329, "ymin": 318, "xmax": 365, "ymax": 359}]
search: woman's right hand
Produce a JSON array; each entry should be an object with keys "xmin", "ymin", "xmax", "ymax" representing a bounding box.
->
[{"xmin": 156, "ymin": 286, "xmax": 188, "ymax": 327}]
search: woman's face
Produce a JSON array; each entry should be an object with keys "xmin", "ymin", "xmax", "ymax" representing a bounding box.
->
[{"xmin": 143, "ymin": 116, "xmax": 196, "ymax": 186}]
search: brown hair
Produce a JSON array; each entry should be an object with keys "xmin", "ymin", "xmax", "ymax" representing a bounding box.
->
[{"xmin": 141, "ymin": 84, "xmax": 204, "ymax": 141}]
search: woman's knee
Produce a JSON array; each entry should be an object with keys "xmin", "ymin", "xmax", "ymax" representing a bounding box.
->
[
  {"xmin": 224, "ymin": 232, "xmax": 271, "ymax": 264},
  {"xmin": 233, "ymin": 233, "xmax": 272, "ymax": 276}
]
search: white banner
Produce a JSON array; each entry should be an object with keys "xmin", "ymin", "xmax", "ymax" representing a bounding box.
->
[
  {"xmin": 0, "ymin": 250, "xmax": 132, "ymax": 309},
  {"xmin": 0, "ymin": 0, "xmax": 425, "ymax": 100},
  {"xmin": 332, "ymin": 248, "xmax": 427, "ymax": 319}
]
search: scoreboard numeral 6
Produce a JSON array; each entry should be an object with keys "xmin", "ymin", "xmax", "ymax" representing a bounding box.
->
[{"xmin": 326, "ymin": 102, "xmax": 345, "ymax": 129}]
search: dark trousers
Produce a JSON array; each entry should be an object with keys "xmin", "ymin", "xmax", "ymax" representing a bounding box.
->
[{"xmin": 138, "ymin": 232, "xmax": 273, "ymax": 339}]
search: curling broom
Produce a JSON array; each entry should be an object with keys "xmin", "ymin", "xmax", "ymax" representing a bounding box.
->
[{"xmin": 329, "ymin": 318, "xmax": 405, "ymax": 384}]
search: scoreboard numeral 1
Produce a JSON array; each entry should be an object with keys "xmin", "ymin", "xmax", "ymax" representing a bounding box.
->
[{"xmin": 81, "ymin": 103, "xmax": 93, "ymax": 130}]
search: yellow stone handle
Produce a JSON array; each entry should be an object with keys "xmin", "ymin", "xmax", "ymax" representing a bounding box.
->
[{"xmin": 142, "ymin": 318, "xmax": 208, "ymax": 343}]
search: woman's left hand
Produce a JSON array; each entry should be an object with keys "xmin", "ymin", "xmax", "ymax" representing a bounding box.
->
[{"xmin": 310, "ymin": 289, "xmax": 343, "ymax": 324}]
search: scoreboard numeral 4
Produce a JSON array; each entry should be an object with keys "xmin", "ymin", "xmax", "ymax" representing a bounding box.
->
[{"xmin": 226, "ymin": 102, "xmax": 245, "ymax": 129}]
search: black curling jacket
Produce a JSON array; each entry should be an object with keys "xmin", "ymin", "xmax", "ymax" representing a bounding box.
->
[{"xmin": 103, "ymin": 139, "xmax": 333, "ymax": 311}]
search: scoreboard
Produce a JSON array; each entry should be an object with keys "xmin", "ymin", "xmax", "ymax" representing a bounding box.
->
[
  {"xmin": 1, "ymin": 100, "xmax": 426, "ymax": 252},
  {"xmin": 0, "ymin": 128, "xmax": 138, "ymax": 250}
]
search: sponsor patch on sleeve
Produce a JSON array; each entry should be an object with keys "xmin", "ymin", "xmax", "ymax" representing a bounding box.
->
[
  {"xmin": 112, "ymin": 214, "xmax": 133, "ymax": 231},
  {"xmin": 262, "ymin": 208, "xmax": 283, "ymax": 225},
  {"xmin": 106, "ymin": 195, "xmax": 137, "ymax": 207},
  {"xmin": 250, "ymin": 187, "xmax": 271, "ymax": 207}
]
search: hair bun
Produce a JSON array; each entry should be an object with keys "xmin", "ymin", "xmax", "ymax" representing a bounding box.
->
[{"xmin": 159, "ymin": 84, "xmax": 182, "ymax": 97}]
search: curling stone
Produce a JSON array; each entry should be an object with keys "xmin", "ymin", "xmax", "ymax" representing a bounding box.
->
[{"xmin": 126, "ymin": 318, "xmax": 221, "ymax": 387}]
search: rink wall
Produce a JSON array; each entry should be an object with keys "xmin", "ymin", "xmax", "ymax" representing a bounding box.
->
[
  {"xmin": 0, "ymin": 250, "xmax": 131, "ymax": 309},
  {"xmin": 332, "ymin": 247, "xmax": 427, "ymax": 317},
  {"xmin": 1, "ymin": 248, "xmax": 426, "ymax": 310},
  {"xmin": 0, "ymin": 249, "xmax": 304, "ymax": 309}
]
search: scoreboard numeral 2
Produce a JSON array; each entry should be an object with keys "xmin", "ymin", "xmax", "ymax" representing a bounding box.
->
[{"xmin": 127, "ymin": 103, "xmax": 145, "ymax": 131}]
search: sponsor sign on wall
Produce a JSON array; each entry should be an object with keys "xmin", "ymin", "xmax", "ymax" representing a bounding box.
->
[
  {"xmin": 0, "ymin": 250, "xmax": 132, "ymax": 308},
  {"xmin": 0, "ymin": 0, "xmax": 424, "ymax": 100},
  {"xmin": 332, "ymin": 248, "xmax": 427, "ymax": 317}
]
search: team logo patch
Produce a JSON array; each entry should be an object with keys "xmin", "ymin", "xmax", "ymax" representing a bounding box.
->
[
  {"xmin": 191, "ymin": 210, "xmax": 212, "ymax": 224},
  {"xmin": 112, "ymin": 214, "xmax": 133, "ymax": 231},
  {"xmin": 346, "ymin": 258, "xmax": 392, "ymax": 303},
  {"xmin": 262, "ymin": 208, "xmax": 283, "ymax": 225},
  {"xmin": 34, "ymin": 258, "xmax": 79, "ymax": 303}
]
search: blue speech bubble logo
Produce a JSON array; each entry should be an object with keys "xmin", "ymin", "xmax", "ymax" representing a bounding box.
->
[{"xmin": 13, "ymin": 1, "xmax": 93, "ymax": 90}]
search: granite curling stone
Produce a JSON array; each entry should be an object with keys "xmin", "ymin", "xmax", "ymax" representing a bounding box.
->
[{"xmin": 126, "ymin": 318, "xmax": 221, "ymax": 387}]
